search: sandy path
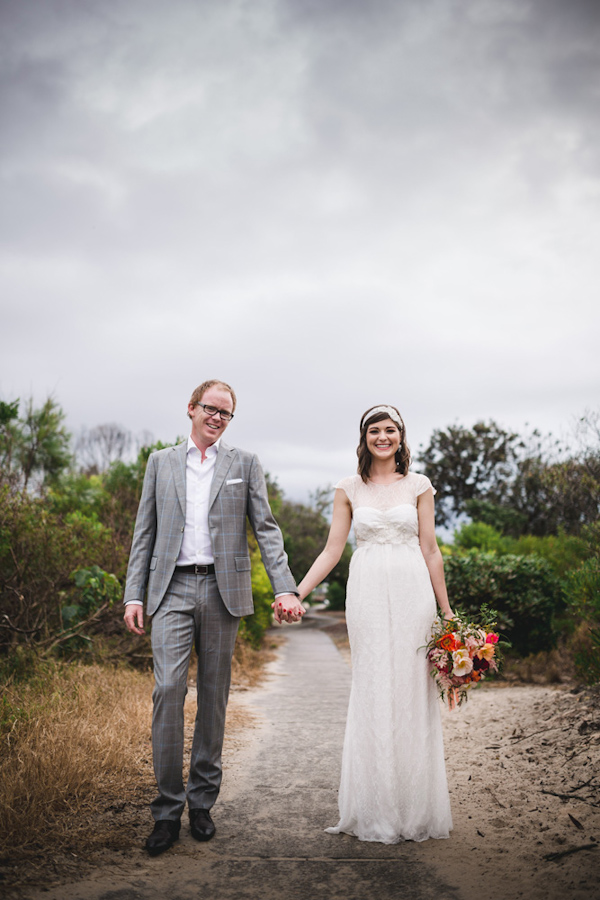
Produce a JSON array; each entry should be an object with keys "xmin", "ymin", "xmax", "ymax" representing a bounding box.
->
[
  {"xmin": 324, "ymin": 615, "xmax": 600, "ymax": 900},
  {"xmin": 15, "ymin": 621, "xmax": 600, "ymax": 900},
  {"xmin": 423, "ymin": 683, "xmax": 599, "ymax": 900}
]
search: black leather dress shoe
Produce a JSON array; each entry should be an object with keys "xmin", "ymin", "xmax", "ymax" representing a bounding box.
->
[
  {"xmin": 145, "ymin": 819, "xmax": 180, "ymax": 856},
  {"xmin": 189, "ymin": 807, "xmax": 216, "ymax": 842}
]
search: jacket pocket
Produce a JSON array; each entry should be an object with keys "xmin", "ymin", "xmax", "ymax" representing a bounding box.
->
[
  {"xmin": 235, "ymin": 556, "xmax": 251, "ymax": 572},
  {"xmin": 149, "ymin": 556, "xmax": 158, "ymax": 571}
]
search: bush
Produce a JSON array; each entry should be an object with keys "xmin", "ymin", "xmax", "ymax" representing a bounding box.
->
[
  {"xmin": 453, "ymin": 521, "xmax": 589, "ymax": 578},
  {"xmin": 238, "ymin": 547, "xmax": 274, "ymax": 648},
  {"xmin": 454, "ymin": 522, "xmax": 510, "ymax": 554},
  {"xmin": 563, "ymin": 557, "xmax": 600, "ymax": 684},
  {"xmin": 444, "ymin": 551, "xmax": 563, "ymax": 655},
  {"xmin": 326, "ymin": 580, "xmax": 346, "ymax": 611},
  {"xmin": 0, "ymin": 488, "xmax": 117, "ymax": 653},
  {"xmin": 55, "ymin": 565, "xmax": 122, "ymax": 655}
]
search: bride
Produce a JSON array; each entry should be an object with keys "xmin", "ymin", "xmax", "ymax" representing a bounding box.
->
[{"xmin": 293, "ymin": 405, "xmax": 454, "ymax": 843}]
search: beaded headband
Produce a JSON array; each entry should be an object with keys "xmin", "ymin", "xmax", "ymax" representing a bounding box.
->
[{"xmin": 362, "ymin": 405, "xmax": 403, "ymax": 430}]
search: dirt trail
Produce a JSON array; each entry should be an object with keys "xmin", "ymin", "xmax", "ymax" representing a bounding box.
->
[{"xmin": 18, "ymin": 618, "xmax": 600, "ymax": 900}]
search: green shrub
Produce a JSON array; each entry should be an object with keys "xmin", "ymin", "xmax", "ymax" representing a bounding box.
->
[
  {"xmin": 453, "ymin": 521, "xmax": 589, "ymax": 578},
  {"xmin": 563, "ymin": 557, "xmax": 600, "ymax": 683},
  {"xmin": 454, "ymin": 522, "xmax": 510, "ymax": 554},
  {"xmin": 238, "ymin": 548, "xmax": 274, "ymax": 648},
  {"xmin": 326, "ymin": 581, "xmax": 346, "ymax": 611},
  {"xmin": 55, "ymin": 566, "xmax": 123, "ymax": 654},
  {"xmin": 444, "ymin": 551, "xmax": 563, "ymax": 655},
  {"xmin": 0, "ymin": 488, "xmax": 116, "ymax": 653}
]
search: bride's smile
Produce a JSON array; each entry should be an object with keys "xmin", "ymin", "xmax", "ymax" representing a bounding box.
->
[{"xmin": 366, "ymin": 421, "xmax": 400, "ymax": 461}]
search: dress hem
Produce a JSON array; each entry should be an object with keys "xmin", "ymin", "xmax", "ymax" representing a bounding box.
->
[{"xmin": 325, "ymin": 824, "xmax": 452, "ymax": 844}]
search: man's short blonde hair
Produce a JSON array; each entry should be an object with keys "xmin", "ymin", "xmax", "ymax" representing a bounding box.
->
[{"xmin": 188, "ymin": 380, "xmax": 237, "ymax": 416}]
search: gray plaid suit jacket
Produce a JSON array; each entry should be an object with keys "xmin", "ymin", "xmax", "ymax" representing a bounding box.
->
[{"xmin": 123, "ymin": 440, "xmax": 296, "ymax": 616}]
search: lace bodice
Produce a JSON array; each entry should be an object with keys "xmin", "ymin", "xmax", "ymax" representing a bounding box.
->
[{"xmin": 336, "ymin": 473, "xmax": 435, "ymax": 548}]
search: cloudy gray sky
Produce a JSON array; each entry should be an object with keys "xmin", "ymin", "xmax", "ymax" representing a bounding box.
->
[{"xmin": 1, "ymin": 0, "xmax": 599, "ymax": 499}]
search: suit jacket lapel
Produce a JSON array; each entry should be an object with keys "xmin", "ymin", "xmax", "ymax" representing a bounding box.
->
[
  {"xmin": 209, "ymin": 441, "xmax": 235, "ymax": 508},
  {"xmin": 170, "ymin": 441, "xmax": 188, "ymax": 516}
]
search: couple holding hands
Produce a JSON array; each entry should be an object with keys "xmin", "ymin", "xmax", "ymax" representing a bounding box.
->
[{"xmin": 124, "ymin": 380, "xmax": 454, "ymax": 856}]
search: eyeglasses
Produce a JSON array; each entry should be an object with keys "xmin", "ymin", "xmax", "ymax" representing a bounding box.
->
[{"xmin": 197, "ymin": 403, "xmax": 234, "ymax": 421}]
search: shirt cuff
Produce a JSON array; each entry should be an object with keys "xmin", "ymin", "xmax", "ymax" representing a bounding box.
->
[
  {"xmin": 125, "ymin": 600, "xmax": 144, "ymax": 606},
  {"xmin": 274, "ymin": 592, "xmax": 299, "ymax": 598}
]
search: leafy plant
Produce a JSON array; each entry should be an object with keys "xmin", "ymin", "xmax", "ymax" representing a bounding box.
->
[
  {"xmin": 239, "ymin": 548, "xmax": 274, "ymax": 648},
  {"xmin": 444, "ymin": 552, "xmax": 563, "ymax": 655},
  {"xmin": 61, "ymin": 565, "xmax": 122, "ymax": 627},
  {"xmin": 326, "ymin": 580, "xmax": 346, "ymax": 611},
  {"xmin": 563, "ymin": 557, "xmax": 600, "ymax": 684}
]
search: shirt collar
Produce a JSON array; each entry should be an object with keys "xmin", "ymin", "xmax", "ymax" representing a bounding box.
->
[{"xmin": 187, "ymin": 435, "xmax": 220, "ymax": 458}]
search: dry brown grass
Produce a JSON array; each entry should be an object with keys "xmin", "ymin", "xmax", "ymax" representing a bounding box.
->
[
  {"xmin": 0, "ymin": 633, "xmax": 273, "ymax": 887},
  {"xmin": 0, "ymin": 661, "xmax": 154, "ymax": 858}
]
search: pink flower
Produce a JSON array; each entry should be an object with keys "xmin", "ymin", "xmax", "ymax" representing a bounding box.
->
[
  {"xmin": 486, "ymin": 633, "xmax": 499, "ymax": 644},
  {"xmin": 464, "ymin": 636, "xmax": 480, "ymax": 654}
]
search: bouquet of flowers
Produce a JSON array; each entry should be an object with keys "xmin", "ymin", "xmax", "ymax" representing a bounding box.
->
[{"xmin": 425, "ymin": 610, "xmax": 502, "ymax": 709}]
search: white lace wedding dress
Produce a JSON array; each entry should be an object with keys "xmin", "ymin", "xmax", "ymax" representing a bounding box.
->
[{"xmin": 326, "ymin": 473, "xmax": 453, "ymax": 844}]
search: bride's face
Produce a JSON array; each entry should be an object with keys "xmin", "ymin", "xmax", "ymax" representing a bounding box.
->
[{"xmin": 366, "ymin": 419, "xmax": 401, "ymax": 462}]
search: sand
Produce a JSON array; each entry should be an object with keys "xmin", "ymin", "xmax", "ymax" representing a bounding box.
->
[{"xmin": 5, "ymin": 626, "xmax": 600, "ymax": 900}]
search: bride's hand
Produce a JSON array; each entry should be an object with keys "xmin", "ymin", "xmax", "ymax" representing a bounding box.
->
[{"xmin": 271, "ymin": 595, "xmax": 306, "ymax": 624}]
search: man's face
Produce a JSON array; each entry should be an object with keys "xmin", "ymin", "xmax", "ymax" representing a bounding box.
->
[{"xmin": 188, "ymin": 385, "xmax": 234, "ymax": 449}]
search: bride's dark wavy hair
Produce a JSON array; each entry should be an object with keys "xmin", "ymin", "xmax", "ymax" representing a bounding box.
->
[{"xmin": 357, "ymin": 405, "xmax": 411, "ymax": 483}]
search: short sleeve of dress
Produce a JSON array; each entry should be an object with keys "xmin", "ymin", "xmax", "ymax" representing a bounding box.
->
[
  {"xmin": 335, "ymin": 475, "xmax": 358, "ymax": 506},
  {"xmin": 415, "ymin": 473, "xmax": 437, "ymax": 496}
]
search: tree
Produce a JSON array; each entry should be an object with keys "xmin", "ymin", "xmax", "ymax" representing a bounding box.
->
[
  {"xmin": 0, "ymin": 400, "xmax": 20, "ymax": 490},
  {"xmin": 419, "ymin": 413, "xmax": 600, "ymax": 537},
  {"xmin": 510, "ymin": 456, "xmax": 600, "ymax": 536},
  {"xmin": 0, "ymin": 397, "xmax": 71, "ymax": 494},
  {"xmin": 75, "ymin": 424, "xmax": 133, "ymax": 474},
  {"xmin": 417, "ymin": 421, "xmax": 522, "ymax": 528},
  {"xmin": 505, "ymin": 416, "xmax": 600, "ymax": 536}
]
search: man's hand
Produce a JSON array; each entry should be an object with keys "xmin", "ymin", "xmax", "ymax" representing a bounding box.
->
[
  {"xmin": 124, "ymin": 604, "xmax": 146, "ymax": 635},
  {"xmin": 271, "ymin": 594, "xmax": 306, "ymax": 624}
]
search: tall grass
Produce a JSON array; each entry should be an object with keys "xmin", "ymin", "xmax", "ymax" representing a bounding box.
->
[
  {"xmin": 0, "ymin": 656, "xmax": 154, "ymax": 855},
  {"xmin": 0, "ymin": 635, "xmax": 272, "ymax": 868}
]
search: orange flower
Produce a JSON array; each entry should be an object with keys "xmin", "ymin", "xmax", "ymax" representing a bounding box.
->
[
  {"xmin": 437, "ymin": 633, "xmax": 460, "ymax": 652},
  {"xmin": 476, "ymin": 643, "xmax": 496, "ymax": 661}
]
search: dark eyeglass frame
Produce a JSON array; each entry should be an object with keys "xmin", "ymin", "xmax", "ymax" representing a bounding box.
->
[{"xmin": 197, "ymin": 403, "xmax": 234, "ymax": 422}]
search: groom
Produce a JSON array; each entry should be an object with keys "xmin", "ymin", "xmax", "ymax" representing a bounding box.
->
[{"xmin": 124, "ymin": 379, "xmax": 305, "ymax": 856}]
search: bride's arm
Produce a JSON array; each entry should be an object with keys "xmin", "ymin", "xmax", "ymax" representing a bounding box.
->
[
  {"xmin": 295, "ymin": 489, "xmax": 353, "ymax": 602},
  {"xmin": 417, "ymin": 489, "xmax": 454, "ymax": 619}
]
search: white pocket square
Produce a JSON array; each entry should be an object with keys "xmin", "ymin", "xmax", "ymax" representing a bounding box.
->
[{"xmin": 226, "ymin": 478, "xmax": 243, "ymax": 485}]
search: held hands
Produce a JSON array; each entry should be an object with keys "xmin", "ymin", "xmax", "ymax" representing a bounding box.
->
[{"xmin": 271, "ymin": 594, "xmax": 306, "ymax": 624}]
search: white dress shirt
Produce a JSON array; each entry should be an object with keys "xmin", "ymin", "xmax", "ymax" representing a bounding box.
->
[{"xmin": 176, "ymin": 436, "xmax": 220, "ymax": 565}]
